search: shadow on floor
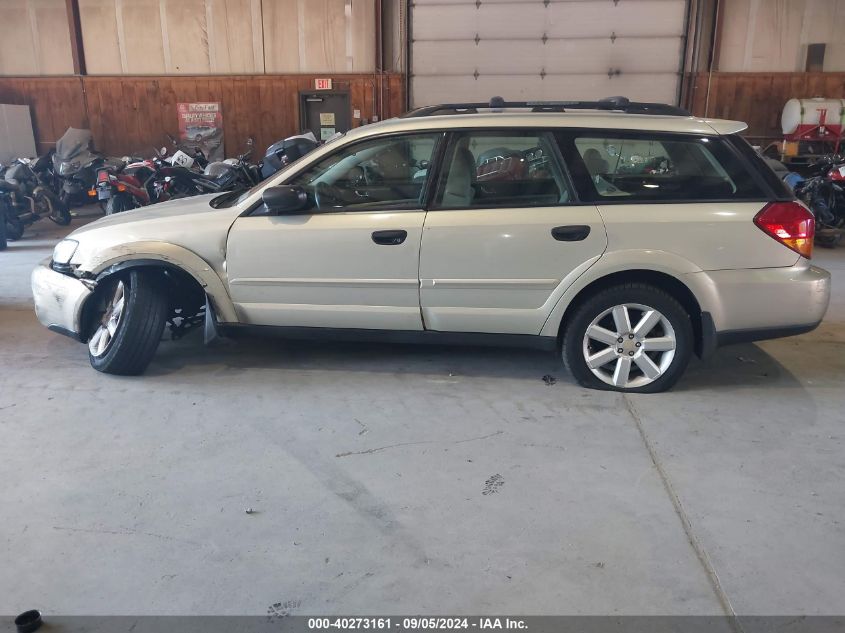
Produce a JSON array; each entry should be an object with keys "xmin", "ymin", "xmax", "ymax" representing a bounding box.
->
[{"xmin": 143, "ymin": 328, "xmax": 807, "ymax": 394}]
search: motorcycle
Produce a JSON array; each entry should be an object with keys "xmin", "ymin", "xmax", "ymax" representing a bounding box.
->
[
  {"xmin": 260, "ymin": 132, "xmax": 318, "ymax": 178},
  {"xmin": 153, "ymin": 138, "xmax": 260, "ymax": 201},
  {"xmin": 94, "ymin": 133, "xmax": 320, "ymax": 215},
  {"xmin": 785, "ymin": 155, "xmax": 845, "ymax": 248},
  {"xmin": 52, "ymin": 128, "xmax": 123, "ymax": 208},
  {"xmin": 93, "ymin": 160, "xmax": 157, "ymax": 214},
  {"xmin": 95, "ymin": 139, "xmax": 256, "ymax": 214},
  {"xmin": 0, "ymin": 156, "xmax": 71, "ymax": 241}
]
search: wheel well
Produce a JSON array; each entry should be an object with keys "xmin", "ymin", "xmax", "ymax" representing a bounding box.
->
[
  {"xmin": 80, "ymin": 262, "xmax": 206, "ymax": 341},
  {"xmin": 558, "ymin": 270, "xmax": 704, "ymax": 354}
]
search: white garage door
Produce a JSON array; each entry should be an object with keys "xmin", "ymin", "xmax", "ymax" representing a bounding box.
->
[{"xmin": 410, "ymin": 0, "xmax": 689, "ymax": 107}]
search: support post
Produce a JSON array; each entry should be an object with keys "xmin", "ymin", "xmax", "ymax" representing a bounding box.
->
[{"xmin": 65, "ymin": 0, "xmax": 86, "ymax": 75}]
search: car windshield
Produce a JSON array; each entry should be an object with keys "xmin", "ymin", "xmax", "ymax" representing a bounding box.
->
[{"xmin": 212, "ymin": 131, "xmax": 347, "ymax": 209}]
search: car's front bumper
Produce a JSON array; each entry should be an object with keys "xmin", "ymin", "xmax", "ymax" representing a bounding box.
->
[{"xmin": 31, "ymin": 258, "xmax": 94, "ymax": 341}]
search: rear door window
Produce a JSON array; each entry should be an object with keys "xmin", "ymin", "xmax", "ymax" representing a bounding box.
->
[
  {"xmin": 559, "ymin": 132, "xmax": 768, "ymax": 202},
  {"xmin": 432, "ymin": 130, "xmax": 573, "ymax": 209}
]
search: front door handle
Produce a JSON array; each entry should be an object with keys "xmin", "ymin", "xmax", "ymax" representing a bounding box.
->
[
  {"xmin": 372, "ymin": 230, "xmax": 408, "ymax": 245},
  {"xmin": 551, "ymin": 225, "xmax": 591, "ymax": 242}
]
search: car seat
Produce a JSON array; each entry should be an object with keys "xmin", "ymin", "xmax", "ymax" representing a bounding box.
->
[
  {"xmin": 583, "ymin": 148, "xmax": 609, "ymax": 175},
  {"xmin": 441, "ymin": 146, "xmax": 475, "ymax": 207}
]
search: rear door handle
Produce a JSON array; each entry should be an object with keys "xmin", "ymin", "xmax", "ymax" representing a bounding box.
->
[
  {"xmin": 372, "ymin": 230, "xmax": 408, "ymax": 245},
  {"xmin": 551, "ymin": 225, "xmax": 591, "ymax": 242}
]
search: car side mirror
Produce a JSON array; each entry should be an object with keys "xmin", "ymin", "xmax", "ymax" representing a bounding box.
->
[{"xmin": 262, "ymin": 185, "xmax": 309, "ymax": 215}]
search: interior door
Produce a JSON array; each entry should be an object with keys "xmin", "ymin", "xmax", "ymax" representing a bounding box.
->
[
  {"xmin": 226, "ymin": 132, "xmax": 442, "ymax": 330},
  {"xmin": 300, "ymin": 92, "xmax": 352, "ymax": 142},
  {"xmin": 419, "ymin": 130, "xmax": 608, "ymax": 335}
]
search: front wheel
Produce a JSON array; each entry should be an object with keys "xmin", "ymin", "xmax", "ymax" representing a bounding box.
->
[
  {"xmin": 4, "ymin": 213, "xmax": 24, "ymax": 241},
  {"xmin": 562, "ymin": 284, "xmax": 693, "ymax": 393},
  {"xmin": 87, "ymin": 270, "xmax": 169, "ymax": 375}
]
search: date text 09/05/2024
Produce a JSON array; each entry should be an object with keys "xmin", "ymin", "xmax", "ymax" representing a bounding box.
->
[{"xmin": 307, "ymin": 618, "xmax": 528, "ymax": 630}]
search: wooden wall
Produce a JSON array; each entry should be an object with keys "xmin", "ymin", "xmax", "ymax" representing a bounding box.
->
[
  {"xmin": 0, "ymin": 73, "xmax": 405, "ymax": 157},
  {"xmin": 685, "ymin": 71, "xmax": 845, "ymax": 140}
]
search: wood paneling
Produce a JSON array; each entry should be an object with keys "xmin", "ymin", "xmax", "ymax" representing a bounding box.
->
[
  {"xmin": 0, "ymin": 73, "xmax": 405, "ymax": 155},
  {"xmin": 686, "ymin": 71, "xmax": 845, "ymax": 139}
]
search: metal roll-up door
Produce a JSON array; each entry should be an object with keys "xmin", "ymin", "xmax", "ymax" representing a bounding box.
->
[{"xmin": 410, "ymin": 0, "xmax": 689, "ymax": 107}]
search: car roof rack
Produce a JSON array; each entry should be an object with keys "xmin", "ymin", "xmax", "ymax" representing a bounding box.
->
[{"xmin": 402, "ymin": 96, "xmax": 691, "ymax": 118}]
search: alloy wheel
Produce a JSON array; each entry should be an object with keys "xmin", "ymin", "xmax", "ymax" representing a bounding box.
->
[
  {"xmin": 582, "ymin": 303, "xmax": 677, "ymax": 389},
  {"xmin": 88, "ymin": 281, "xmax": 126, "ymax": 358}
]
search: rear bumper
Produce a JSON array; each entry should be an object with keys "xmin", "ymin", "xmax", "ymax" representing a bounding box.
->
[
  {"xmin": 31, "ymin": 258, "xmax": 94, "ymax": 342},
  {"xmin": 690, "ymin": 262, "xmax": 830, "ymax": 358}
]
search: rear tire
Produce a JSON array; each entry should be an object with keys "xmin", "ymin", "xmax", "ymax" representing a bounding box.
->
[
  {"xmin": 105, "ymin": 193, "xmax": 135, "ymax": 215},
  {"xmin": 561, "ymin": 283, "xmax": 693, "ymax": 393},
  {"xmin": 87, "ymin": 270, "xmax": 168, "ymax": 375}
]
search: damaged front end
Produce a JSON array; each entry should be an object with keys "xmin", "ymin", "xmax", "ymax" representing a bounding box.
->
[
  {"xmin": 31, "ymin": 257, "xmax": 97, "ymax": 341},
  {"xmin": 33, "ymin": 254, "xmax": 219, "ymax": 346}
]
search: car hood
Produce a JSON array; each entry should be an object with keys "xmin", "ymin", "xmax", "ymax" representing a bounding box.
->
[
  {"xmin": 72, "ymin": 194, "xmax": 223, "ymax": 235},
  {"xmin": 67, "ymin": 194, "xmax": 242, "ymax": 274}
]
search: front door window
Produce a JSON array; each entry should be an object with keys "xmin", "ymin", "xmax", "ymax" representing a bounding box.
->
[{"xmin": 289, "ymin": 133, "xmax": 441, "ymax": 211}]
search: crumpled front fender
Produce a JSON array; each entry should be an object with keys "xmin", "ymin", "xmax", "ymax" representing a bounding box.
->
[{"xmin": 84, "ymin": 241, "xmax": 238, "ymax": 323}]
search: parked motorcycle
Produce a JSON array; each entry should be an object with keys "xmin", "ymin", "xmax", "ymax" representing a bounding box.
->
[
  {"xmin": 154, "ymin": 138, "xmax": 260, "ymax": 200},
  {"xmin": 94, "ymin": 161, "xmax": 156, "ymax": 214},
  {"xmin": 95, "ymin": 133, "xmax": 320, "ymax": 215},
  {"xmin": 0, "ymin": 156, "xmax": 70, "ymax": 241},
  {"xmin": 53, "ymin": 128, "xmax": 123, "ymax": 208},
  {"xmin": 784, "ymin": 155, "xmax": 845, "ymax": 248},
  {"xmin": 260, "ymin": 132, "xmax": 318, "ymax": 178}
]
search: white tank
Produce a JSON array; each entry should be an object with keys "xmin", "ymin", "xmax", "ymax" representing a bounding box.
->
[{"xmin": 781, "ymin": 98, "xmax": 845, "ymax": 135}]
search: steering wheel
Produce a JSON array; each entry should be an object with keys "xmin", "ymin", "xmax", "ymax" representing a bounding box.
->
[{"xmin": 314, "ymin": 182, "xmax": 346, "ymax": 209}]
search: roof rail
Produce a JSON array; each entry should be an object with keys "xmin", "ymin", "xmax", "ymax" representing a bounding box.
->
[{"xmin": 402, "ymin": 96, "xmax": 691, "ymax": 118}]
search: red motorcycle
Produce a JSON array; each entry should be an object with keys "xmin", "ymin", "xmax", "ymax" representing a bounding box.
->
[{"xmin": 92, "ymin": 161, "xmax": 149, "ymax": 214}]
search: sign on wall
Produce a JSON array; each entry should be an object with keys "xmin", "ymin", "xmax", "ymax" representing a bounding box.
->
[{"xmin": 178, "ymin": 102, "xmax": 224, "ymax": 161}]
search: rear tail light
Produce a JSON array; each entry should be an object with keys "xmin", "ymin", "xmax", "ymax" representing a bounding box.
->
[
  {"xmin": 754, "ymin": 201, "xmax": 815, "ymax": 259},
  {"xmin": 97, "ymin": 170, "xmax": 109, "ymax": 184}
]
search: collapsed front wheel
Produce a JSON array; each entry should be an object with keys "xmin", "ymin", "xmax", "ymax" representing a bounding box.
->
[
  {"xmin": 562, "ymin": 284, "xmax": 693, "ymax": 393},
  {"xmin": 87, "ymin": 270, "xmax": 168, "ymax": 375}
]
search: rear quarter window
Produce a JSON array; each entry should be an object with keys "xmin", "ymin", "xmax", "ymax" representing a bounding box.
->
[{"xmin": 558, "ymin": 131, "xmax": 769, "ymax": 203}]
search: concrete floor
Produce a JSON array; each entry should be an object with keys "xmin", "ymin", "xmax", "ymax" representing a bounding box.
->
[{"xmin": 1, "ymin": 210, "xmax": 843, "ymax": 616}]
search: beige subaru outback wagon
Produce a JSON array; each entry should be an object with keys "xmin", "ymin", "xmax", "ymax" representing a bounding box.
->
[{"xmin": 32, "ymin": 98, "xmax": 831, "ymax": 392}]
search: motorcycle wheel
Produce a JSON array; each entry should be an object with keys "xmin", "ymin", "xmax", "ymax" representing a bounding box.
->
[
  {"xmin": 105, "ymin": 193, "xmax": 136, "ymax": 215},
  {"xmin": 816, "ymin": 232, "xmax": 842, "ymax": 248},
  {"xmin": 38, "ymin": 189, "xmax": 72, "ymax": 226},
  {"xmin": 5, "ymin": 214, "xmax": 24, "ymax": 241}
]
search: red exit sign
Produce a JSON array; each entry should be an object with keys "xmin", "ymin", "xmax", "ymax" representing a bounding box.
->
[{"xmin": 315, "ymin": 78, "xmax": 333, "ymax": 90}]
